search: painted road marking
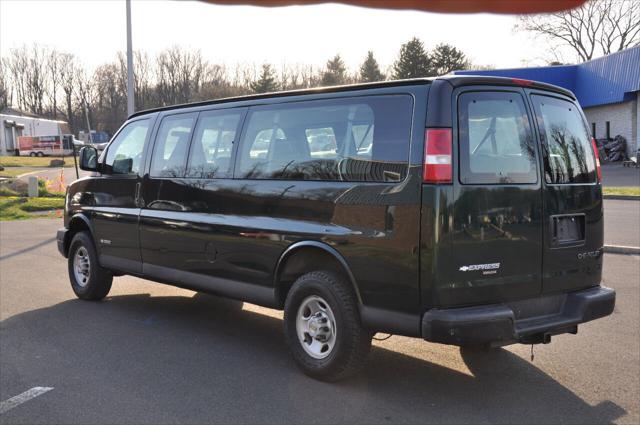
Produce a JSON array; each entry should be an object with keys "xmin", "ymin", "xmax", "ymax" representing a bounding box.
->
[{"xmin": 0, "ymin": 387, "xmax": 53, "ymax": 415}]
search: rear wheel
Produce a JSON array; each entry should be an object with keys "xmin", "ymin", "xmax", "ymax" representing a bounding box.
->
[
  {"xmin": 284, "ymin": 271, "xmax": 372, "ymax": 381},
  {"xmin": 36, "ymin": 151, "xmax": 44, "ymax": 157},
  {"xmin": 29, "ymin": 152, "xmax": 36, "ymax": 157},
  {"xmin": 67, "ymin": 231, "xmax": 112, "ymax": 300}
]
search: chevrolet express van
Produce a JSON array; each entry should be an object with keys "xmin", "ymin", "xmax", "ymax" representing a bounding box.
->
[{"xmin": 57, "ymin": 76, "xmax": 615, "ymax": 381}]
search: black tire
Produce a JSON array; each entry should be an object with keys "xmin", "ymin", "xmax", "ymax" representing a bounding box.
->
[
  {"xmin": 29, "ymin": 152, "xmax": 36, "ymax": 157},
  {"xmin": 36, "ymin": 151, "xmax": 44, "ymax": 157},
  {"xmin": 284, "ymin": 271, "xmax": 372, "ymax": 381},
  {"xmin": 67, "ymin": 231, "xmax": 112, "ymax": 300}
]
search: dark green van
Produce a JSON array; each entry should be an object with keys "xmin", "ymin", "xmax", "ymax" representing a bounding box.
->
[{"xmin": 58, "ymin": 76, "xmax": 615, "ymax": 381}]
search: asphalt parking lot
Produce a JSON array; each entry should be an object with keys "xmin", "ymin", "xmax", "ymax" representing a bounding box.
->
[{"xmin": 1, "ymin": 218, "xmax": 639, "ymax": 425}]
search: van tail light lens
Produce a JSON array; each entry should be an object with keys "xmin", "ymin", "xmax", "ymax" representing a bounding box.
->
[
  {"xmin": 591, "ymin": 137, "xmax": 602, "ymax": 182},
  {"xmin": 424, "ymin": 128, "xmax": 452, "ymax": 184}
]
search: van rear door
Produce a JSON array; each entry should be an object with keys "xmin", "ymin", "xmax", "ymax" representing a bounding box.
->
[
  {"xmin": 529, "ymin": 93, "xmax": 603, "ymax": 293},
  {"xmin": 445, "ymin": 87, "xmax": 543, "ymax": 307}
]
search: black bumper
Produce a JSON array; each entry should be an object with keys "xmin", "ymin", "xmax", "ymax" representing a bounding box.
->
[
  {"xmin": 422, "ymin": 286, "xmax": 616, "ymax": 346},
  {"xmin": 56, "ymin": 228, "xmax": 68, "ymax": 257}
]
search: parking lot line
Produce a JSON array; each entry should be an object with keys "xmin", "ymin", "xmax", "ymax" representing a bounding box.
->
[{"xmin": 0, "ymin": 387, "xmax": 53, "ymax": 415}]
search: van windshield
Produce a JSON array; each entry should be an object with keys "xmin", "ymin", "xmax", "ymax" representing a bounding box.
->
[{"xmin": 532, "ymin": 95, "xmax": 596, "ymax": 184}]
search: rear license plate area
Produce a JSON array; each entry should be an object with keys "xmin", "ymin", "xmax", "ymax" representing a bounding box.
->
[{"xmin": 551, "ymin": 214, "xmax": 585, "ymax": 247}]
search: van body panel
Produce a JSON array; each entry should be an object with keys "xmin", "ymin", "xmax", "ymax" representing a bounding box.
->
[
  {"xmin": 138, "ymin": 177, "xmax": 422, "ymax": 312},
  {"xmin": 418, "ymin": 185, "xmax": 454, "ymax": 309}
]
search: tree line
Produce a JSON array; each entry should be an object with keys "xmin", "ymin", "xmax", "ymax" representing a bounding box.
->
[{"xmin": 0, "ymin": 37, "xmax": 472, "ymax": 136}]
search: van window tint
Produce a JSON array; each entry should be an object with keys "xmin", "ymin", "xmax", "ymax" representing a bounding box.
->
[
  {"xmin": 458, "ymin": 91, "xmax": 537, "ymax": 184},
  {"xmin": 104, "ymin": 119, "xmax": 149, "ymax": 175},
  {"xmin": 236, "ymin": 95, "xmax": 413, "ymax": 182},
  {"xmin": 150, "ymin": 114, "xmax": 196, "ymax": 177},
  {"xmin": 532, "ymin": 95, "xmax": 596, "ymax": 184},
  {"xmin": 186, "ymin": 110, "xmax": 242, "ymax": 178}
]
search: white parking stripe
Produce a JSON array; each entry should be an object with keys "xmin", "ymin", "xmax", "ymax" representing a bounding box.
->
[{"xmin": 0, "ymin": 387, "xmax": 53, "ymax": 414}]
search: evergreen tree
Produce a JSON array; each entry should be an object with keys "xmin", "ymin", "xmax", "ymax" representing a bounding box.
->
[
  {"xmin": 321, "ymin": 55, "xmax": 347, "ymax": 86},
  {"xmin": 359, "ymin": 51, "xmax": 384, "ymax": 82},
  {"xmin": 251, "ymin": 64, "xmax": 278, "ymax": 93},
  {"xmin": 392, "ymin": 37, "xmax": 433, "ymax": 79},
  {"xmin": 431, "ymin": 43, "xmax": 470, "ymax": 75}
]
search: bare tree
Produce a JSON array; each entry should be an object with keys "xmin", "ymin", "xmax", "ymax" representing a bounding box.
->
[
  {"xmin": 156, "ymin": 46, "xmax": 209, "ymax": 105},
  {"xmin": 93, "ymin": 62, "xmax": 126, "ymax": 132},
  {"xmin": 134, "ymin": 51, "xmax": 153, "ymax": 110},
  {"xmin": 0, "ymin": 59, "xmax": 10, "ymax": 110},
  {"xmin": 4, "ymin": 47, "xmax": 29, "ymax": 112},
  {"xmin": 517, "ymin": 0, "xmax": 640, "ymax": 62},
  {"xmin": 59, "ymin": 53, "xmax": 78, "ymax": 129},
  {"xmin": 24, "ymin": 45, "xmax": 48, "ymax": 115},
  {"xmin": 74, "ymin": 67, "xmax": 97, "ymax": 133},
  {"xmin": 45, "ymin": 49, "xmax": 60, "ymax": 118}
]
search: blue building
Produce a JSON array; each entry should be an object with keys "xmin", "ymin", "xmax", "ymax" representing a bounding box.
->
[{"xmin": 455, "ymin": 46, "xmax": 640, "ymax": 156}]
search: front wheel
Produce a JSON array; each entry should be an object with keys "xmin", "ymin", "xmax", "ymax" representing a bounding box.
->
[
  {"xmin": 67, "ymin": 231, "xmax": 112, "ymax": 300},
  {"xmin": 29, "ymin": 152, "xmax": 37, "ymax": 157},
  {"xmin": 284, "ymin": 271, "xmax": 372, "ymax": 381}
]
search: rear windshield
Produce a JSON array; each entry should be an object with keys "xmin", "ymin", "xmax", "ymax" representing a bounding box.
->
[
  {"xmin": 458, "ymin": 91, "xmax": 538, "ymax": 184},
  {"xmin": 531, "ymin": 95, "xmax": 596, "ymax": 184}
]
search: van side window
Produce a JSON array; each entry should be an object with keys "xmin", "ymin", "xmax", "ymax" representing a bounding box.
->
[
  {"xmin": 236, "ymin": 95, "xmax": 413, "ymax": 182},
  {"xmin": 458, "ymin": 91, "xmax": 537, "ymax": 184},
  {"xmin": 532, "ymin": 95, "xmax": 596, "ymax": 184},
  {"xmin": 104, "ymin": 119, "xmax": 150, "ymax": 175},
  {"xmin": 150, "ymin": 114, "xmax": 196, "ymax": 178},
  {"xmin": 186, "ymin": 110, "xmax": 242, "ymax": 179}
]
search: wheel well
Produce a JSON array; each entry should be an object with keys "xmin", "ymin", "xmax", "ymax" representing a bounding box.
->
[
  {"xmin": 65, "ymin": 217, "xmax": 91, "ymax": 256},
  {"xmin": 275, "ymin": 246, "xmax": 359, "ymax": 308}
]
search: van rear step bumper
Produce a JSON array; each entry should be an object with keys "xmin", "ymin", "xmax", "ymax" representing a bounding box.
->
[{"xmin": 422, "ymin": 286, "xmax": 615, "ymax": 346}]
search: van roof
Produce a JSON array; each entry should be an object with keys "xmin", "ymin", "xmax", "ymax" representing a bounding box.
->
[{"xmin": 128, "ymin": 75, "xmax": 576, "ymax": 120}]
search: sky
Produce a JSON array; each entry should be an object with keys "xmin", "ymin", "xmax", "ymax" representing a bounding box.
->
[{"xmin": 0, "ymin": 0, "xmax": 551, "ymax": 73}]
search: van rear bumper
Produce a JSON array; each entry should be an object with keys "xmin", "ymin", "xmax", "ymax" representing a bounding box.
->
[{"xmin": 422, "ymin": 286, "xmax": 615, "ymax": 346}]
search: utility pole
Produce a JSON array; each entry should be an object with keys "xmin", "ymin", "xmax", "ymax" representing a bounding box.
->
[{"xmin": 126, "ymin": 0, "xmax": 135, "ymax": 116}]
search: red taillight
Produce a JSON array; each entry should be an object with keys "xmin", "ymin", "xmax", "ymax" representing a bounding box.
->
[
  {"xmin": 424, "ymin": 128, "xmax": 452, "ymax": 184},
  {"xmin": 591, "ymin": 137, "xmax": 602, "ymax": 182}
]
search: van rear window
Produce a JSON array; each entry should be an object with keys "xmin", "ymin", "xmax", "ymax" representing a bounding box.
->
[
  {"xmin": 531, "ymin": 95, "xmax": 596, "ymax": 184},
  {"xmin": 458, "ymin": 91, "xmax": 538, "ymax": 184},
  {"xmin": 236, "ymin": 95, "xmax": 413, "ymax": 182}
]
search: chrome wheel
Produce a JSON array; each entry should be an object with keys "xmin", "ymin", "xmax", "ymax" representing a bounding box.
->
[
  {"xmin": 296, "ymin": 295, "xmax": 337, "ymax": 359},
  {"xmin": 73, "ymin": 246, "xmax": 91, "ymax": 287}
]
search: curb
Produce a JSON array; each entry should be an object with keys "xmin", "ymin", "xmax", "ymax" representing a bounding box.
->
[
  {"xmin": 603, "ymin": 195, "xmax": 640, "ymax": 201},
  {"xmin": 603, "ymin": 245, "xmax": 640, "ymax": 255}
]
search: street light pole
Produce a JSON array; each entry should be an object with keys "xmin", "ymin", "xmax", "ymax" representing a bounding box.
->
[{"xmin": 126, "ymin": 0, "xmax": 135, "ymax": 116}]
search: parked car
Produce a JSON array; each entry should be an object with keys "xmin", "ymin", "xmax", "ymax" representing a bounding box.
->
[{"xmin": 57, "ymin": 76, "xmax": 615, "ymax": 381}]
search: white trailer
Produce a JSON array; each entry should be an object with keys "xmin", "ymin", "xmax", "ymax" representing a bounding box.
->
[{"xmin": 1, "ymin": 112, "xmax": 71, "ymax": 156}]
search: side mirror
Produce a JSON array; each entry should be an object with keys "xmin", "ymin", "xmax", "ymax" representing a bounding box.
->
[{"xmin": 78, "ymin": 146, "xmax": 99, "ymax": 171}]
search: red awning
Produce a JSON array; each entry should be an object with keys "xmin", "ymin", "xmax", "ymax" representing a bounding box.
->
[{"xmin": 202, "ymin": 0, "xmax": 586, "ymax": 14}]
